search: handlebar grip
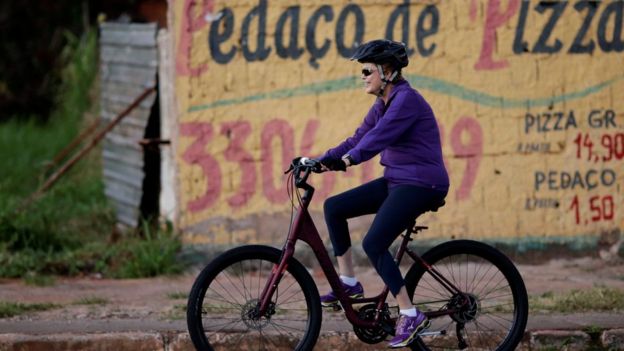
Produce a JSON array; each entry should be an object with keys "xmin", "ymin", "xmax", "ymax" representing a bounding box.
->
[{"xmin": 288, "ymin": 157, "xmax": 321, "ymax": 190}]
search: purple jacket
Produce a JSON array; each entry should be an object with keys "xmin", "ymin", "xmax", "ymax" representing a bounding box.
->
[{"xmin": 320, "ymin": 79, "xmax": 449, "ymax": 191}]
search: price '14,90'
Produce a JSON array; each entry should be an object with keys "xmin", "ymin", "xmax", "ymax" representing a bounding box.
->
[{"xmin": 573, "ymin": 132, "xmax": 624, "ymax": 162}]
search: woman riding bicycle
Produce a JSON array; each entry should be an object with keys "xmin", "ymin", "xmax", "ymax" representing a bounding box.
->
[{"xmin": 317, "ymin": 39, "xmax": 449, "ymax": 348}]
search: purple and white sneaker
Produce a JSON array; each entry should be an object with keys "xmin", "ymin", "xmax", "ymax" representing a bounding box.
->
[
  {"xmin": 320, "ymin": 281, "xmax": 364, "ymax": 307},
  {"xmin": 388, "ymin": 311, "xmax": 430, "ymax": 348}
]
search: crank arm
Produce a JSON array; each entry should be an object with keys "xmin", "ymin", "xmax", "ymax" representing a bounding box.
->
[{"xmin": 419, "ymin": 330, "xmax": 447, "ymax": 337}]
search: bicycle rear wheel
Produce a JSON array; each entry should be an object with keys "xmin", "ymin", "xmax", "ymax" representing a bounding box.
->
[
  {"xmin": 404, "ymin": 240, "xmax": 528, "ymax": 351},
  {"xmin": 187, "ymin": 245, "xmax": 321, "ymax": 351}
]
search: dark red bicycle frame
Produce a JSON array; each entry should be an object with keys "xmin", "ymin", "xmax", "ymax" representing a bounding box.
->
[{"xmin": 257, "ymin": 169, "xmax": 467, "ymax": 329}]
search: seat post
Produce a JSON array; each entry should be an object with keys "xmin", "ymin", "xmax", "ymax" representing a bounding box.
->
[{"xmin": 395, "ymin": 221, "xmax": 418, "ymax": 264}]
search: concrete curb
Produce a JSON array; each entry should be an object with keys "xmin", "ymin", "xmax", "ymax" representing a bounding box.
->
[{"xmin": 1, "ymin": 329, "xmax": 623, "ymax": 351}]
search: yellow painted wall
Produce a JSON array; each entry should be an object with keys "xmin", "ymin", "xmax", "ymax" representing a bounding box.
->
[{"xmin": 170, "ymin": 0, "xmax": 624, "ymax": 246}]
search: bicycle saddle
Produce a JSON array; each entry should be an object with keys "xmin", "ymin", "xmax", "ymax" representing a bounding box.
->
[{"xmin": 426, "ymin": 199, "xmax": 446, "ymax": 212}]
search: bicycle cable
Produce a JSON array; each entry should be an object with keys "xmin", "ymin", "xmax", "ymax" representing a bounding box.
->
[
  {"xmin": 284, "ymin": 167, "xmax": 297, "ymax": 240},
  {"xmin": 284, "ymin": 161, "xmax": 317, "ymax": 239}
]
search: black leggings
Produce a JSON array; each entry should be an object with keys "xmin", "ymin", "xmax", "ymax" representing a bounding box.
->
[{"xmin": 324, "ymin": 177, "xmax": 447, "ymax": 296}]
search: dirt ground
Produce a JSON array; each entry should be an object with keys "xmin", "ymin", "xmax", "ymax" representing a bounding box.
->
[{"xmin": 1, "ymin": 256, "xmax": 623, "ymax": 323}]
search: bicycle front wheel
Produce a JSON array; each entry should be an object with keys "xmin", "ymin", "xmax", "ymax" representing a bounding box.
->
[
  {"xmin": 187, "ymin": 245, "xmax": 322, "ymax": 351},
  {"xmin": 404, "ymin": 240, "xmax": 528, "ymax": 351}
]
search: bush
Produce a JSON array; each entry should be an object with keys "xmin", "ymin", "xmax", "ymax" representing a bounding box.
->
[
  {"xmin": 113, "ymin": 222, "xmax": 183, "ymax": 278},
  {"xmin": 0, "ymin": 26, "xmax": 182, "ymax": 280},
  {"xmin": 0, "ymin": 1, "xmax": 88, "ymax": 122}
]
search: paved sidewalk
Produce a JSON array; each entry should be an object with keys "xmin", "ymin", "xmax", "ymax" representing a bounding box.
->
[
  {"xmin": 1, "ymin": 312, "xmax": 623, "ymax": 335},
  {"xmin": 0, "ymin": 315, "xmax": 623, "ymax": 350},
  {"xmin": 1, "ymin": 256, "xmax": 623, "ymax": 350}
]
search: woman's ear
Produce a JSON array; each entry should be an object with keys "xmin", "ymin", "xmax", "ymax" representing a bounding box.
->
[{"xmin": 383, "ymin": 64, "xmax": 393, "ymax": 78}]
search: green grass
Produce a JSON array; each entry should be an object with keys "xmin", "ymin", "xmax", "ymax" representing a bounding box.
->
[
  {"xmin": 111, "ymin": 222, "xmax": 183, "ymax": 279},
  {"xmin": 0, "ymin": 28, "xmax": 114, "ymax": 279},
  {"xmin": 530, "ymin": 286, "xmax": 624, "ymax": 313},
  {"xmin": 0, "ymin": 301, "xmax": 61, "ymax": 318},
  {"xmin": 73, "ymin": 296, "xmax": 109, "ymax": 306},
  {"xmin": 0, "ymin": 28, "xmax": 183, "ymax": 280},
  {"xmin": 163, "ymin": 303, "xmax": 187, "ymax": 320},
  {"xmin": 167, "ymin": 291, "xmax": 188, "ymax": 300},
  {"xmin": 23, "ymin": 273, "xmax": 56, "ymax": 287},
  {"xmin": 583, "ymin": 324, "xmax": 604, "ymax": 339}
]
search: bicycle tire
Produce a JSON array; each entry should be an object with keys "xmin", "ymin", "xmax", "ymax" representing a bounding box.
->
[
  {"xmin": 404, "ymin": 240, "xmax": 528, "ymax": 351},
  {"xmin": 187, "ymin": 245, "xmax": 322, "ymax": 351}
]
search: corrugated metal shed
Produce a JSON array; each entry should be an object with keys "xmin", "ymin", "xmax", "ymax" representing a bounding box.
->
[{"xmin": 99, "ymin": 22, "xmax": 158, "ymax": 227}]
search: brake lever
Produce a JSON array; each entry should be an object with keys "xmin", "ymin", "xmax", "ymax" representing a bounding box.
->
[
  {"xmin": 284, "ymin": 164, "xmax": 295, "ymax": 174},
  {"xmin": 299, "ymin": 157, "xmax": 323, "ymax": 173}
]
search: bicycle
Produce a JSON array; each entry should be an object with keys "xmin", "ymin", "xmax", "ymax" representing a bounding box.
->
[{"xmin": 187, "ymin": 158, "xmax": 529, "ymax": 350}]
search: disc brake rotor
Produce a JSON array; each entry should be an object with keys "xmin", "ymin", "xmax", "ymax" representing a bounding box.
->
[{"xmin": 241, "ymin": 299, "xmax": 275, "ymax": 330}]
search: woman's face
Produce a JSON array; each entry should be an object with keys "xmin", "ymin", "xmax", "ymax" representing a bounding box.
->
[{"xmin": 361, "ymin": 63, "xmax": 383, "ymax": 95}]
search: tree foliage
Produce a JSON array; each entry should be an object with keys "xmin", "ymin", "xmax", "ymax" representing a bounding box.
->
[{"xmin": 0, "ymin": 0, "xmax": 137, "ymax": 122}]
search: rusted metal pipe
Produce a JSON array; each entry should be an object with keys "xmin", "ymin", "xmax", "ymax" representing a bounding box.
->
[
  {"xmin": 138, "ymin": 138, "xmax": 171, "ymax": 146},
  {"xmin": 17, "ymin": 86, "xmax": 157, "ymax": 212},
  {"xmin": 43, "ymin": 116, "xmax": 101, "ymax": 176}
]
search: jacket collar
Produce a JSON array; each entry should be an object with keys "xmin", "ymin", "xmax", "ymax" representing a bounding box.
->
[{"xmin": 379, "ymin": 79, "xmax": 408, "ymax": 109}]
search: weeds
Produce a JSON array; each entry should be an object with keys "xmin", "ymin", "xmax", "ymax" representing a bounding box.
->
[
  {"xmin": 530, "ymin": 286, "xmax": 624, "ymax": 313},
  {"xmin": 73, "ymin": 297, "xmax": 109, "ymax": 306},
  {"xmin": 23, "ymin": 273, "xmax": 56, "ymax": 287},
  {"xmin": 164, "ymin": 303, "xmax": 187, "ymax": 320},
  {"xmin": 0, "ymin": 301, "xmax": 61, "ymax": 318},
  {"xmin": 0, "ymin": 28, "xmax": 182, "ymax": 280},
  {"xmin": 584, "ymin": 325, "xmax": 605, "ymax": 335},
  {"xmin": 55, "ymin": 29, "xmax": 99, "ymax": 125},
  {"xmin": 167, "ymin": 292, "xmax": 188, "ymax": 300},
  {"xmin": 112, "ymin": 222, "xmax": 183, "ymax": 279},
  {"xmin": 0, "ymin": 26, "xmax": 112, "ymax": 280}
]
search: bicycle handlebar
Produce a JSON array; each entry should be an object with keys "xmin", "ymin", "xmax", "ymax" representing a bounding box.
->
[{"xmin": 285, "ymin": 157, "xmax": 323, "ymax": 189}]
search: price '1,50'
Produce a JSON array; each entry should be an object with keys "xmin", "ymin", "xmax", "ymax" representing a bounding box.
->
[{"xmin": 569, "ymin": 194, "xmax": 615, "ymax": 225}]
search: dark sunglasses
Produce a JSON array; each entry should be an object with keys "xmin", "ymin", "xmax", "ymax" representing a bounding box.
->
[{"xmin": 361, "ymin": 68, "xmax": 375, "ymax": 77}]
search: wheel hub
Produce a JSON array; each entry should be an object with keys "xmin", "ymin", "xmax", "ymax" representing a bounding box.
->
[
  {"xmin": 449, "ymin": 293, "xmax": 480, "ymax": 324},
  {"xmin": 241, "ymin": 299, "xmax": 275, "ymax": 330}
]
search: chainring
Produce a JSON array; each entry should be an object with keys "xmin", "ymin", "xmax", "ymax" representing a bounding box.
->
[{"xmin": 353, "ymin": 303, "xmax": 393, "ymax": 344}]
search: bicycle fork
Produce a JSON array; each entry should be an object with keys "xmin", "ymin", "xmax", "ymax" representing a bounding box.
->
[
  {"xmin": 256, "ymin": 196, "xmax": 312, "ymax": 318},
  {"xmin": 256, "ymin": 246, "xmax": 292, "ymax": 317}
]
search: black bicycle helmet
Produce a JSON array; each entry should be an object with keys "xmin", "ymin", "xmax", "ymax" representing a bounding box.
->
[{"xmin": 350, "ymin": 39, "xmax": 409, "ymax": 70}]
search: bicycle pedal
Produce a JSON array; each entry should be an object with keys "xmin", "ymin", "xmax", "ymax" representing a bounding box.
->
[{"xmin": 322, "ymin": 302, "xmax": 342, "ymax": 311}]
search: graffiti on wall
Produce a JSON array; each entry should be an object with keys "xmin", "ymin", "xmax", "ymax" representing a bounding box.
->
[
  {"xmin": 171, "ymin": 0, "xmax": 623, "ymax": 244},
  {"xmin": 177, "ymin": 115, "xmax": 484, "ymax": 213},
  {"xmin": 176, "ymin": 0, "xmax": 624, "ymax": 73},
  {"xmin": 524, "ymin": 108, "xmax": 621, "ymax": 226}
]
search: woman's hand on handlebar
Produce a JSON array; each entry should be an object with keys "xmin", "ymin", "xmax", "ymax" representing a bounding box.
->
[
  {"xmin": 320, "ymin": 158, "xmax": 346, "ymax": 172},
  {"xmin": 290, "ymin": 157, "xmax": 324, "ymax": 173}
]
